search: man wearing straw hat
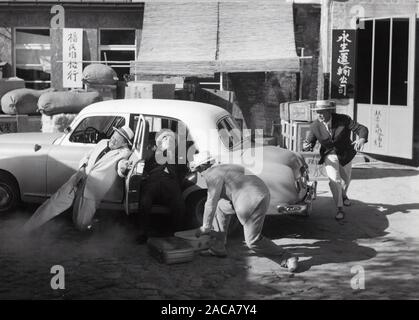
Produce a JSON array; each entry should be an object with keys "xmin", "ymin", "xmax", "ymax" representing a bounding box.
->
[
  {"xmin": 303, "ymin": 100, "xmax": 368, "ymax": 220},
  {"xmin": 190, "ymin": 155, "xmax": 299, "ymax": 273},
  {"xmin": 23, "ymin": 125, "xmax": 134, "ymax": 232}
]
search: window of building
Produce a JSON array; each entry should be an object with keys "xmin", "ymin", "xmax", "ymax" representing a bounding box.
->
[
  {"xmin": 356, "ymin": 18, "xmax": 409, "ymax": 106},
  {"xmin": 14, "ymin": 28, "xmax": 51, "ymax": 89},
  {"xmin": 99, "ymin": 29, "xmax": 136, "ymax": 81}
]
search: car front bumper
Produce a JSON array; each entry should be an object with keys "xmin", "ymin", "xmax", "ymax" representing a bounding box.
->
[{"xmin": 276, "ymin": 181, "xmax": 317, "ymax": 216}]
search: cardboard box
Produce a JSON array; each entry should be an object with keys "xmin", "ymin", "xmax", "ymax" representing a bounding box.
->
[{"xmin": 125, "ymin": 81, "xmax": 175, "ymax": 99}]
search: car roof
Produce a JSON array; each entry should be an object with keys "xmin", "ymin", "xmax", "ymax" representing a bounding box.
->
[{"xmin": 82, "ymin": 98, "xmax": 230, "ymax": 125}]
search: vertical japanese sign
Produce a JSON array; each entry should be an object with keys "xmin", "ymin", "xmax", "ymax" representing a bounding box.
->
[
  {"xmin": 63, "ymin": 28, "xmax": 83, "ymax": 88},
  {"xmin": 331, "ymin": 29, "xmax": 356, "ymax": 99}
]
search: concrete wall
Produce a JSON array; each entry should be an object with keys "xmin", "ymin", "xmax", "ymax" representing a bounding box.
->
[{"xmin": 0, "ymin": 6, "xmax": 142, "ymax": 87}]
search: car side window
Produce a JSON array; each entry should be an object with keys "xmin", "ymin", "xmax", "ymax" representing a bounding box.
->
[
  {"xmin": 217, "ymin": 116, "xmax": 242, "ymax": 149},
  {"xmin": 69, "ymin": 116, "xmax": 125, "ymax": 144}
]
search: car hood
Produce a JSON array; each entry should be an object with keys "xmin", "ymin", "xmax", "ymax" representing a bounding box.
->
[{"xmin": 0, "ymin": 132, "xmax": 63, "ymax": 145}]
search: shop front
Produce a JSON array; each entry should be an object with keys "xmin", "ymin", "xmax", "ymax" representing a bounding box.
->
[
  {"xmin": 0, "ymin": 1, "xmax": 143, "ymax": 90},
  {"xmin": 324, "ymin": 0, "xmax": 419, "ymax": 163}
]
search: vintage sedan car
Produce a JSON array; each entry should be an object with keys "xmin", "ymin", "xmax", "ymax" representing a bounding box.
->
[{"xmin": 0, "ymin": 99, "xmax": 316, "ymax": 226}]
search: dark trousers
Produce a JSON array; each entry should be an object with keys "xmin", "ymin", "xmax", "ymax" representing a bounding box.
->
[{"xmin": 136, "ymin": 174, "xmax": 185, "ymax": 236}]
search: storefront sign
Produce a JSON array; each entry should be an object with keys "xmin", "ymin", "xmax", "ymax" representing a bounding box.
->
[
  {"xmin": 63, "ymin": 28, "xmax": 83, "ymax": 88},
  {"xmin": 331, "ymin": 29, "xmax": 356, "ymax": 99}
]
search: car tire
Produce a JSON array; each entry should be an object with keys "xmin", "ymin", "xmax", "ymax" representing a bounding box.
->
[
  {"xmin": 0, "ymin": 173, "xmax": 20, "ymax": 214},
  {"xmin": 185, "ymin": 191, "xmax": 241, "ymax": 236}
]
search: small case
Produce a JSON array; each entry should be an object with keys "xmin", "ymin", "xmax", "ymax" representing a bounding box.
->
[{"xmin": 147, "ymin": 237, "xmax": 195, "ymax": 265}]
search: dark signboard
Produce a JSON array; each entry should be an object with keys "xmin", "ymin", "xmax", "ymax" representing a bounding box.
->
[{"xmin": 331, "ymin": 29, "xmax": 356, "ymax": 99}]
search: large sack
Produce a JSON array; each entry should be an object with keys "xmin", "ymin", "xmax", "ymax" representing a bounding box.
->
[
  {"xmin": 41, "ymin": 113, "xmax": 77, "ymax": 133},
  {"xmin": 82, "ymin": 64, "xmax": 118, "ymax": 85},
  {"xmin": 38, "ymin": 91, "xmax": 102, "ymax": 116},
  {"xmin": 0, "ymin": 78, "xmax": 25, "ymax": 113},
  {"xmin": 1, "ymin": 88, "xmax": 54, "ymax": 115}
]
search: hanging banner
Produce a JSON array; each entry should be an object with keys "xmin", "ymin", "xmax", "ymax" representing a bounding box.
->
[
  {"xmin": 63, "ymin": 28, "xmax": 83, "ymax": 88},
  {"xmin": 331, "ymin": 29, "xmax": 356, "ymax": 99}
]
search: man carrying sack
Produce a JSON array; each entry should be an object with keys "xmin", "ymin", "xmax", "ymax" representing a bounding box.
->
[
  {"xmin": 303, "ymin": 100, "xmax": 369, "ymax": 220},
  {"xmin": 23, "ymin": 125, "xmax": 134, "ymax": 232}
]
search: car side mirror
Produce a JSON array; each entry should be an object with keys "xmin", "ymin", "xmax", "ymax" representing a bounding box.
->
[{"xmin": 64, "ymin": 126, "xmax": 71, "ymax": 134}]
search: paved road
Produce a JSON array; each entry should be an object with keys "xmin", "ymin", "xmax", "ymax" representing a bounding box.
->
[{"xmin": 0, "ymin": 167, "xmax": 418, "ymax": 299}]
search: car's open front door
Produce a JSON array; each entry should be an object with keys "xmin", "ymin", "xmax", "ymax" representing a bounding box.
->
[{"xmin": 124, "ymin": 115, "xmax": 149, "ymax": 215}]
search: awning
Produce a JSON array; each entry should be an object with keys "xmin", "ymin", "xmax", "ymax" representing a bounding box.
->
[
  {"xmin": 133, "ymin": 1, "xmax": 299, "ymax": 76},
  {"xmin": 217, "ymin": 2, "xmax": 299, "ymax": 73},
  {"xmin": 133, "ymin": 2, "xmax": 218, "ymax": 77}
]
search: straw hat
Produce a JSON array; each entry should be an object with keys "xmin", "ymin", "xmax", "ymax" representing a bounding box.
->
[
  {"xmin": 310, "ymin": 100, "xmax": 336, "ymax": 111},
  {"xmin": 113, "ymin": 125, "xmax": 134, "ymax": 146}
]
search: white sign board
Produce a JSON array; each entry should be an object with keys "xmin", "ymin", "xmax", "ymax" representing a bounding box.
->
[{"xmin": 62, "ymin": 28, "xmax": 83, "ymax": 88}]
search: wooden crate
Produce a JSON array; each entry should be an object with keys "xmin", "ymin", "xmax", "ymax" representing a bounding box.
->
[
  {"xmin": 125, "ymin": 81, "xmax": 175, "ymax": 99},
  {"xmin": 86, "ymin": 84, "xmax": 117, "ymax": 100},
  {"xmin": 280, "ymin": 119, "xmax": 291, "ymax": 149},
  {"xmin": 279, "ymin": 102, "xmax": 290, "ymax": 122},
  {"xmin": 0, "ymin": 115, "xmax": 41, "ymax": 134},
  {"xmin": 288, "ymin": 100, "xmax": 316, "ymax": 122},
  {"xmin": 289, "ymin": 121, "xmax": 312, "ymax": 152}
]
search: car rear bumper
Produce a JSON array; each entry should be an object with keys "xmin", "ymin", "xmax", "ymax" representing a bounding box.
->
[{"xmin": 276, "ymin": 181, "xmax": 317, "ymax": 216}]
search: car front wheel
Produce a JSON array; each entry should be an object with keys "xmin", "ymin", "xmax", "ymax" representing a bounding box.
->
[{"xmin": 0, "ymin": 173, "xmax": 20, "ymax": 214}]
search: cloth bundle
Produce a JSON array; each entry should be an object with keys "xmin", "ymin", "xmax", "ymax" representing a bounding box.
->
[
  {"xmin": 1, "ymin": 88, "xmax": 54, "ymax": 115},
  {"xmin": 37, "ymin": 91, "xmax": 102, "ymax": 116},
  {"xmin": 82, "ymin": 64, "xmax": 118, "ymax": 85}
]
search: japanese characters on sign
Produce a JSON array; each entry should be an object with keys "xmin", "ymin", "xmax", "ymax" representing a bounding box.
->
[
  {"xmin": 331, "ymin": 29, "xmax": 356, "ymax": 99},
  {"xmin": 63, "ymin": 28, "xmax": 83, "ymax": 88}
]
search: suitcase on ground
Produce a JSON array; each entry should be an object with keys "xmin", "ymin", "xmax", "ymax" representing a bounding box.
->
[
  {"xmin": 174, "ymin": 229, "xmax": 213, "ymax": 252},
  {"xmin": 147, "ymin": 237, "xmax": 195, "ymax": 265}
]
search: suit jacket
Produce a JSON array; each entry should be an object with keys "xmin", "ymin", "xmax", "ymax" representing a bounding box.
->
[
  {"xmin": 202, "ymin": 164, "xmax": 270, "ymax": 229},
  {"xmin": 79, "ymin": 139, "xmax": 132, "ymax": 201},
  {"xmin": 305, "ymin": 113, "xmax": 369, "ymax": 166}
]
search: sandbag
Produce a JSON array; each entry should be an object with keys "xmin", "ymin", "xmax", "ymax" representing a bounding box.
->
[
  {"xmin": 1, "ymin": 88, "xmax": 54, "ymax": 115},
  {"xmin": 37, "ymin": 91, "xmax": 102, "ymax": 116},
  {"xmin": 0, "ymin": 78, "xmax": 25, "ymax": 112},
  {"xmin": 41, "ymin": 113, "xmax": 77, "ymax": 133},
  {"xmin": 82, "ymin": 64, "xmax": 118, "ymax": 85}
]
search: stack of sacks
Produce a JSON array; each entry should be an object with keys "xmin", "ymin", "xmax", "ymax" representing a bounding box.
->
[
  {"xmin": 0, "ymin": 77, "xmax": 25, "ymax": 113},
  {"xmin": 1, "ymin": 88, "xmax": 54, "ymax": 115},
  {"xmin": 83, "ymin": 64, "xmax": 118, "ymax": 100},
  {"xmin": 82, "ymin": 64, "xmax": 118, "ymax": 85},
  {"xmin": 38, "ymin": 91, "xmax": 102, "ymax": 133}
]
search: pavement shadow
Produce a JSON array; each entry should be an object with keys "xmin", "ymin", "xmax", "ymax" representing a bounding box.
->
[{"xmin": 260, "ymin": 196, "xmax": 419, "ymax": 273}]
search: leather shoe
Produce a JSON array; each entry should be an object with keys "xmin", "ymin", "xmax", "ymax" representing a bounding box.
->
[{"xmin": 280, "ymin": 255, "xmax": 299, "ymax": 272}]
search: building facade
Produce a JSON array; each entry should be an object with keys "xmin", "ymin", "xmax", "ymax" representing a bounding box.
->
[
  {"xmin": 0, "ymin": 0, "xmax": 321, "ymax": 139},
  {"xmin": 320, "ymin": 0, "xmax": 419, "ymax": 164}
]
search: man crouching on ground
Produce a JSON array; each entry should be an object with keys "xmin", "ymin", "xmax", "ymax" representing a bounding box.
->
[{"xmin": 191, "ymin": 157, "xmax": 299, "ymax": 273}]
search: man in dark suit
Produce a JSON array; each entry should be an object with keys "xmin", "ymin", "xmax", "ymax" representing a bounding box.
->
[
  {"xmin": 134, "ymin": 129, "xmax": 187, "ymax": 243},
  {"xmin": 303, "ymin": 100, "xmax": 369, "ymax": 220}
]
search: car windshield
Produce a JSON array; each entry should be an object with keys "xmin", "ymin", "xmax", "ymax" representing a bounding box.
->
[{"xmin": 217, "ymin": 116, "xmax": 249, "ymax": 150}]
